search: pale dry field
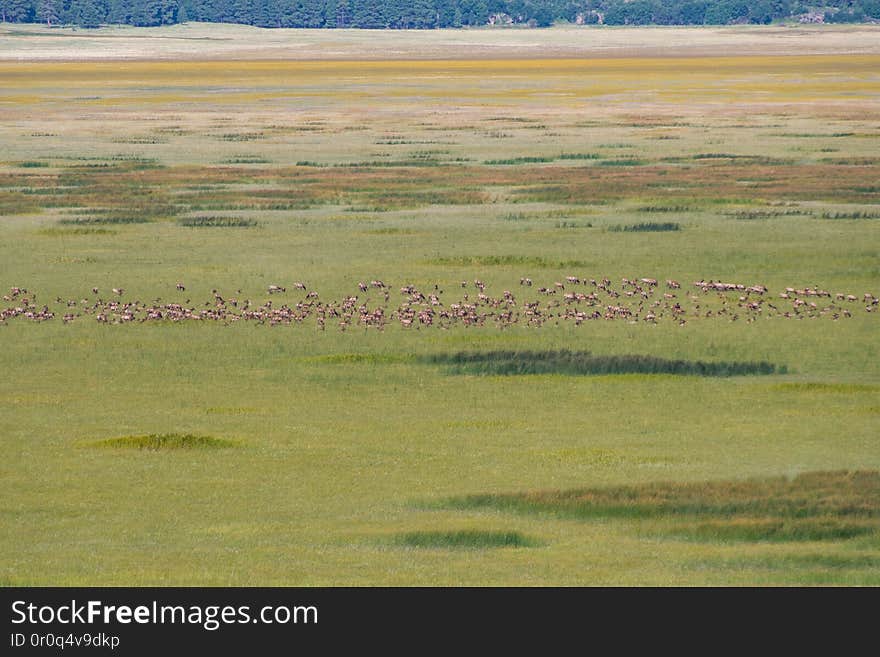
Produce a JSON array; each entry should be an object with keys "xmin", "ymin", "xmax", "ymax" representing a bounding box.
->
[{"xmin": 1, "ymin": 22, "xmax": 880, "ymax": 61}]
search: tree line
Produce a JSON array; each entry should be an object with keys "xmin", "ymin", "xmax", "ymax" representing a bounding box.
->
[{"xmin": 1, "ymin": 0, "xmax": 878, "ymax": 29}]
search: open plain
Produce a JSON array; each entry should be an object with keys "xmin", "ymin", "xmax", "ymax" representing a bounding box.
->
[{"xmin": 0, "ymin": 24, "xmax": 878, "ymax": 585}]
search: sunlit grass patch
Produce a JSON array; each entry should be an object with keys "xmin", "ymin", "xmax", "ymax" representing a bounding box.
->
[
  {"xmin": 421, "ymin": 351, "xmax": 778, "ymax": 377},
  {"xmin": 388, "ymin": 530, "xmax": 540, "ymax": 550},
  {"xmin": 86, "ymin": 433, "xmax": 238, "ymax": 450}
]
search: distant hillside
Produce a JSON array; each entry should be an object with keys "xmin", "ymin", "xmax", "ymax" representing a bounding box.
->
[{"xmin": 2, "ymin": 0, "xmax": 878, "ymax": 29}]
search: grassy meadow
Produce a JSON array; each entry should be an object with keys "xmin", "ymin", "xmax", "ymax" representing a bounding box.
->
[{"xmin": 0, "ymin": 26, "xmax": 878, "ymax": 585}]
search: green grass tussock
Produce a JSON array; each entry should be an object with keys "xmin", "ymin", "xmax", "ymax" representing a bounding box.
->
[
  {"xmin": 389, "ymin": 530, "xmax": 540, "ymax": 550},
  {"xmin": 597, "ymin": 159, "xmax": 645, "ymax": 167},
  {"xmin": 38, "ymin": 227, "xmax": 117, "ymax": 236},
  {"xmin": 668, "ymin": 518, "xmax": 877, "ymax": 543},
  {"xmin": 306, "ymin": 353, "xmax": 406, "ymax": 365},
  {"xmin": 724, "ymin": 209, "xmax": 812, "ymax": 220},
  {"xmin": 820, "ymin": 211, "xmax": 880, "ymax": 220},
  {"xmin": 484, "ymin": 156, "xmax": 554, "ymax": 165},
  {"xmin": 443, "ymin": 471, "xmax": 880, "ymax": 530},
  {"xmin": 58, "ymin": 216, "xmax": 152, "ymax": 225},
  {"xmin": 772, "ymin": 382, "xmax": 879, "ymax": 394},
  {"xmin": 177, "ymin": 216, "xmax": 259, "ymax": 228},
  {"xmin": 558, "ymin": 152, "xmax": 601, "ymax": 160},
  {"xmin": 421, "ymin": 350, "xmax": 777, "ymax": 377},
  {"xmin": 636, "ymin": 205, "xmax": 693, "ymax": 213},
  {"xmin": 426, "ymin": 256, "xmax": 589, "ymax": 268},
  {"xmin": 86, "ymin": 433, "xmax": 237, "ymax": 450},
  {"xmin": 608, "ymin": 222, "xmax": 681, "ymax": 232}
]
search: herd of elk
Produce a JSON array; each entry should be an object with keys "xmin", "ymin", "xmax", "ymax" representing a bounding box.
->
[{"xmin": 2, "ymin": 278, "xmax": 876, "ymax": 329}]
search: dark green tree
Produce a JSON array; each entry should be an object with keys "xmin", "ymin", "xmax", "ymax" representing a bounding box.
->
[
  {"xmin": 1, "ymin": 0, "xmax": 34, "ymax": 22},
  {"xmin": 67, "ymin": 0, "xmax": 106, "ymax": 27},
  {"xmin": 38, "ymin": 0, "xmax": 62, "ymax": 24}
]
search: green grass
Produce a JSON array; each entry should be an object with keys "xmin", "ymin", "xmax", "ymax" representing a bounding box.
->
[
  {"xmin": 0, "ymin": 40, "xmax": 878, "ymax": 585},
  {"xmin": 667, "ymin": 518, "xmax": 877, "ymax": 542},
  {"xmin": 821, "ymin": 211, "xmax": 880, "ymax": 220},
  {"xmin": 608, "ymin": 222, "xmax": 681, "ymax": 232},
  {"xmin": 637, "ymin": 205, "xmax": 693, "ymax": 213},
  {"xmin": 558, "ymin": 152, "xmax": 601, "ymax": 160},
  {"xmin": 59, "ymin": 216, "xmax": 152, "ymax": 225},
  {"xmin": 87, "ymin": 434, "xmax": 238, "ymax": 450},
  {"xmin": 177, "ymin": 216, "xmax": 259, "ymax": 228},
  {"xmin": 484, "ymin": 156, "xmax": 555, "ymax": 165},
  {"xmin": 421, "ymin": 350, "xmax": 779, "ymax": 377},
  {"xmin": 426, "ymin": 256, "xmax": 589, "ymax": 268},
  {"xmin": 442, "ymin": 471, "xmax": 880, "ymax": 546},
  {"xmin": 597, "ymin": 159, "xmax": 645, "ymax": 166},
  {"xmin": 389, "ymin": 530, "xmax": 540, "ymax": 549}
]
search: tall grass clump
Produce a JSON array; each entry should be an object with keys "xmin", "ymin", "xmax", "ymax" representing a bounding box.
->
[
  {"xmin": 177, "ymin": 216, "xmax": 259, "ymax": 228},
  {"xmin": 390, "ymin": 530, "xmax": 539, "ymax": 549},
  {"xmin": 608, "ymin": 222, "xmax": 681, "ymax": 232},
  {"xmin": 558, "ymin": 152, "xmax": 601, "ymax": 160},
  {"xmin": 87, "ymin": 433, "xmax": 237, "ymax": 450},
  {"xmin": 597, "ymin": 159, "xmax": 645, "ymax": 167},
  {"xmin": 59, "ymin": 216, "xmax": 152, "ymax": 225},
  {"xmin": 420, "ymin": 350, "xmax": 778, "ymax": 377},
  {"xmin": 820, "ymin": 211, "xmax": 880, "ymax": 220},
  {"xmin": 443, "ymin": 471, "xmax": 880, "ymax": 537},
  {"xmin": 637, "ymin": 205, "xmax": 692, "ymax": 213},
  {"xmin": 484, "ymin": 156, "xmax": 554, "ymax": 165},
  {"xmin": 427, "ymin": 256, "xmax": 588, "ymax": 268}
]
